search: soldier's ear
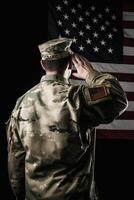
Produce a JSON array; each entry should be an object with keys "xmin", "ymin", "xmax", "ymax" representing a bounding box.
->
[{"xmin": 40, "ymin": 59, "xmax": 46, "ymax": 71}]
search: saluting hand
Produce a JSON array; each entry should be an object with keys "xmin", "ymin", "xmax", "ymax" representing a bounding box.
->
[{"xmin": 72, "ymin": 54, "xmax": 94, "ymax": 80}]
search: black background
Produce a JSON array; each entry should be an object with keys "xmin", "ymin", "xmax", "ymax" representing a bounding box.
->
[{"xmin": 1, "ymin": 1, "xmax": 134, "ymax": 200}]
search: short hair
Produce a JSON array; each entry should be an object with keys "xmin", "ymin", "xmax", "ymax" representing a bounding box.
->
[{"xmin": 42, "ymin": 56, "xmax": 70, "ymax": 71}]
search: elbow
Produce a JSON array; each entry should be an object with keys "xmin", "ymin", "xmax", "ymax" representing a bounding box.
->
[{"xmin": 116, "ymin": 97, "xmax": 128, "ymax": 116}]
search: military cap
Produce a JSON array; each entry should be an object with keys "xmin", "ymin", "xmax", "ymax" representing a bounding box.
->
[{"xmin": 38, "ymin": 37, "xmax": 73, "ymax": 60}]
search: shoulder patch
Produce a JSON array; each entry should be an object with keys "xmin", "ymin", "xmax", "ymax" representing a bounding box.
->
[{"xmin": 89, "ymin": 86, "xmax": 109, "ymax": 101}]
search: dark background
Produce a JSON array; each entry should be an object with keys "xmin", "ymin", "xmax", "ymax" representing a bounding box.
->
[{"xmin": 1, "ymin": 1, "xmax": 134, "ymax": 200}]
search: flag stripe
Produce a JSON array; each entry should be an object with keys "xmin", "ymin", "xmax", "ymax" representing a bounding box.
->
[
  {"xmin": 117, "ymin": 111, "xmax": 134, "ymax": 120},
  {"xmin": 126, "ymin": 92, "xmax": 134, "ymax": 101},
  {"xmin": 91, "ymin": 63, "xmax": 134, "ymax": 74},
  {"xmin": 123, "ymin": 21, "xmax": 134, "ymax": 29},
  {"xmin": 97, "ymin": 129, "xmax": 134, "ymax": 139},
  {"xmin": 123, "ymin": 46, "xmax": 134, "ymax": 56},
  {"xmin": 127, "ymin": 101, "xmax": 134, "ymax": 111},
  {"xmin": 123, "ymin": 12, "xmax": 134, "ymax": 21},
  {"xmin": 109, "ymin": 73, "xmax": 134, "ymax": 82},
  {"xmin": 98, "ymin": 120, "xmax": 134, "ymax": 130},
  {"xmin": 124, "ymin": 28, "xmax": 134, "ymax": 39},
  {"xmin": 123, "ymin": 55, "xmax": 134, "ymax": 64},
  {"xmin": 118, "ymin": 81, "xmax": 134, "ymax": 92},
  {"xmin": 124, "ymin": 38, "xmax": 134, "ymax": 46},
  {"xmin": 123, "ymin": 4, "xmax": 134, "ymax": 12}
]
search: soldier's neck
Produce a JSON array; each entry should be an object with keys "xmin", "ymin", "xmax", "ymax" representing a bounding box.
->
[{"xmin": 46, "ymin": 71, "xmax": 64, "ymax": 76}]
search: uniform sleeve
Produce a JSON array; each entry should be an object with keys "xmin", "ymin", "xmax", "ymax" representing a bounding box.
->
[
  {"xmin": 81, "ymin": 71, "xmax": 128, "ymax": 128},
  {"xmin": 6, "ymin": 111, "xmax": 26, "ymax": 200}
]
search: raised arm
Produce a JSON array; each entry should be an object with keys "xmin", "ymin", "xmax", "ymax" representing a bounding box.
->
[{"xmin": 72, "ymin": 54, "xmax": 128, "ymax": 127}]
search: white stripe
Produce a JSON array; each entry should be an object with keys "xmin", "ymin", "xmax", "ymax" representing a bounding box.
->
[
  {"xmin": 70, "ymin": 79, "xmax": 134, "ymax": 92},
  {"xmin": 124, "ymin": 28, "xmax": 134, "ymax": 39},
  {"xmin": 91, "ymin": 62, "xmax": 134, "ymax": 74},
  {"xmin": 120, "ymin": 81, "xmax": 134, "ymax": 92},
  {"xmin": 127, "ymin": 101, "xmax": 134, "ymax": 111},
  {"xmin": 123, "ymin": 11, "xmax": 134, "ymax": 21},
  {"xmin": 97, "ymin": 120, "xmax": 134, "ymax": 130},
  {"xmin": 123, "ymin": 46, "xmax": 134, "ymax": 56}
]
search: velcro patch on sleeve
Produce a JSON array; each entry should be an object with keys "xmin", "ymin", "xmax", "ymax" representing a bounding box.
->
[{"xmin": 89, "ymin": 86, "xmax": 109, "ymax": 101}]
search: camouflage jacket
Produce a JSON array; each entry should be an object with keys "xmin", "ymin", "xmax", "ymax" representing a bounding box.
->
[{"xmin": 7, "ymin": 71, "xmax": 128, "ymax": 200}]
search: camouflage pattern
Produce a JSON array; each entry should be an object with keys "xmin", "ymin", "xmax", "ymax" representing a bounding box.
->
[
  {"xmin": 38, "ymin": 37, "xmax": 73, "ymax": 60},
  {"xmin": 7, "ymin": 71, "xmax": 128, "ymax": 200}
]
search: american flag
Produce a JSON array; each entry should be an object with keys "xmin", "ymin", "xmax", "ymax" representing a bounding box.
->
[{"xmin": 48, "ymin": 0, "xmax": 134, "ymax": 139}]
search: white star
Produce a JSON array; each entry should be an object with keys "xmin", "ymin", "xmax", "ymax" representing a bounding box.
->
[
  {"xmin": 98, "ymin": 13, "xmax": 102, "ymax": 18},
  {"xmin": 79, "ymin": 30, "xmax": 84, "ymax": 36},
  {"xmin": 72, "ymin": 37, "xmax": 77, "ymax": 43},
  {"xmin": 112, "ymin": 15, "xmax": 116, "ymax": 20},
  {"xmin": 105, "ymin": 21, "xmax": 110, "ymax": 26},
  {"xmin": 57, "ymin": 20, "xmax": 62, "ymax": 26},
  {"xmin": 94, "ymin": 47, "xmax": 99, "ymax": 52},
  {"xmin": 91, "ymin": 6, "xmax": 96, "ymax": 11},
  {"xmin": 108, "ymin": 33, "xmax": 113, "ymax": 39},
  {"xmin": 71, "ymin": 8, "xmax": 76, "ymax": 14},
  {"xmin": 93, "ymin": 18, "xmax": 98, "ymax": 23},
  {"xmin": 105, "ymin": 8, "xmax": 110, "ymax": 13},
  {"xmin": 78, "ymin": 16, "xmax": 84, "ymax": 22},
  {"xmin": 101, "ymin": 40, "xmax": 106, "ymax": 46},
  {"xmin": 65, "ymin": 29, "xmax": 70, "ymax": 35},
  {"xmin": 85, "ymin": 11, "xmax": 90, "ymax": 16},
  {"xmin": 79, "ymin": 45, "xmax": 84, "ymax": 51},
  {"xmin": 108, "ymin": 48, "xmax": 113, "ymax": 53},
  {"xmin": 113, "ymin": 28, "xmax": 117, "ymax": 32},
  {"xmin": 77, "ymin": 3, "xmax": 82, "ymax": 9},
  {"xmin": 93, "ymin": 32, "xmax": 99, "ymax": 38},
  {"xmin": 56, "ymin": 5, "xmax": 62, "ymax": 11},
  {"xmin": 63, "ymin": 0, "xmax": 68, "ymax": 5},
  {"xmin": 86, "ymin": 38, "xmax": 92, "ymax": 44},
  {"xmin": 100, "ymin": 25, "xmax": 106, "ymax": 31},
  {"xmin": 85, "ymin": 24, "xmax": 91, "ymax": 30},
  {"xmin": 64, "ymin": 14, "xmax": 69, "ymax": 20},
  {"xmin": 72, "ymin": 22, "xmax": 77, "ymax": 28}
]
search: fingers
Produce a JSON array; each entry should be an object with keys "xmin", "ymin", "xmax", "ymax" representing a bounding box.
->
[
  {"xmin": 72, "ymin": 54, "xmax": 82, "ymax": 68},
  {"xmin": 72, "ymin": 72, "xmax": 80, "ymax": 78},
  {"xmin": 78, "ymin": 54, "xmax": 90, "ymax": 64}
]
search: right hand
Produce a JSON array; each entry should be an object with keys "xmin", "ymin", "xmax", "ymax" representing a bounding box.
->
[{"xmin": 72, "ymin": 54, "xmax": 94, "ymax": 79}]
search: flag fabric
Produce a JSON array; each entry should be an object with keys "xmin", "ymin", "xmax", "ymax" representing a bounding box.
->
[{"xmin": 48, "ymin": 0, "xmax": 134, "ymax": 139}]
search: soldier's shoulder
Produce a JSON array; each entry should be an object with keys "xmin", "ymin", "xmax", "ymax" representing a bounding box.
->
[{"xmin": 15, "ymin": 83, "xmax": 41, "ymax": 109}]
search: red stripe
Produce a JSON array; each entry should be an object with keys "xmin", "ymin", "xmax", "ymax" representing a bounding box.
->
[
  {"xmin": 124, "ymin": 38, "xmax": 134, "ymax": 47},
  {"xmin": 110, "ymin": 73, "xmax": 134, "ymax": 82},
  {"xmin": 97, "ymin": 129, "xmax": 134, "ymax": 139},
  {"xmin": 123, "ymin": 21, "xmax": 134, "ymax": 29},
  {"xmin": 126, "ymin": 92, "xmax": 134, "ymax": 101},
  {"xmin": 123, "ymin": 4, "xmax": 134, "ymax": 12},
  {"xmin": 123, "ymin": 56, "xmax": 134, "ymax": 64},
  {"xmin": 117, "ymin": 111, "xmax": 134, "ymax": 120}
]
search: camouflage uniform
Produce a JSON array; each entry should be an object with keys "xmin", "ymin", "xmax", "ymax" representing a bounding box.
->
[{"xmin": 7, "ymin": 38, "xmax": 128, "ymax": 200}]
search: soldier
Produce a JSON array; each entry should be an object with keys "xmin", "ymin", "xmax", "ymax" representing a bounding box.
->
[{"xmin": 7, "ymin": 37, "xmax": 128, "ymax": 200}]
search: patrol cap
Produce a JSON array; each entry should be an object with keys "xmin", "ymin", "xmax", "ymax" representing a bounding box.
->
[{"xmin": 38, "ymin": 37, "xmax": 73, "ymax": 60}]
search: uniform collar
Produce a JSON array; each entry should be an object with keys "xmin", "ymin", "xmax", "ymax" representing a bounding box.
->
[{"xmin": 40, "ymin": 74, "xmax": 69, "ymax": 83}]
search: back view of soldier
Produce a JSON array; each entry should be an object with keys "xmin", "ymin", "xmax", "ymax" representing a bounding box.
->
[{"xmin": 7, "ymin": 38, "xmax": 128, "ymax": 200}]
